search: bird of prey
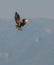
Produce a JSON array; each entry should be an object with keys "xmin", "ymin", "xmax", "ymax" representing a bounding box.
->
[{"xmin": 15, "ymin": 12, "xmax": 30, "ymax": 30}]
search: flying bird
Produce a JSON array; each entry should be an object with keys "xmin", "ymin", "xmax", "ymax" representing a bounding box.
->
[{"xmin": 15, "ymin": 12, "xmax": 30, "ymax": 30}]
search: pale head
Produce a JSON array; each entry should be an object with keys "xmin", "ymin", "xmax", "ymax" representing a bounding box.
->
[{"xmin": 25, "ymin": 19, "xmax": 30, "ymax": 24}]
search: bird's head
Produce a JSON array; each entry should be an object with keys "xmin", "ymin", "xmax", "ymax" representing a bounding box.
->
[{"xmin": 25, "ymin": 19, "xmax": 30, "ymax": 24}]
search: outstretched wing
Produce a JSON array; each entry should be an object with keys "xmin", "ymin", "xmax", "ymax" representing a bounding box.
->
[{"xmin": 15, "ymin": 12, "xmax": 20, "ymax": 22}]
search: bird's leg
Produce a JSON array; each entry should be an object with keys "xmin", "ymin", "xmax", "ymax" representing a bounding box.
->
[{"xmin": 18, "ymin": 27, "xmax": 22, "ymax": 31}]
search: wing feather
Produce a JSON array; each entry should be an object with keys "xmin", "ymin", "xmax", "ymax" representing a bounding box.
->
[{"xmin": 15, "ymin": 12, "xmax": 21, "ymax": 25}]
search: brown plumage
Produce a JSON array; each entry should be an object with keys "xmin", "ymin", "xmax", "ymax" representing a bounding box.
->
[{"xmin": 15, "ymin": 12, "xmax": 30, "ymax": 30}]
